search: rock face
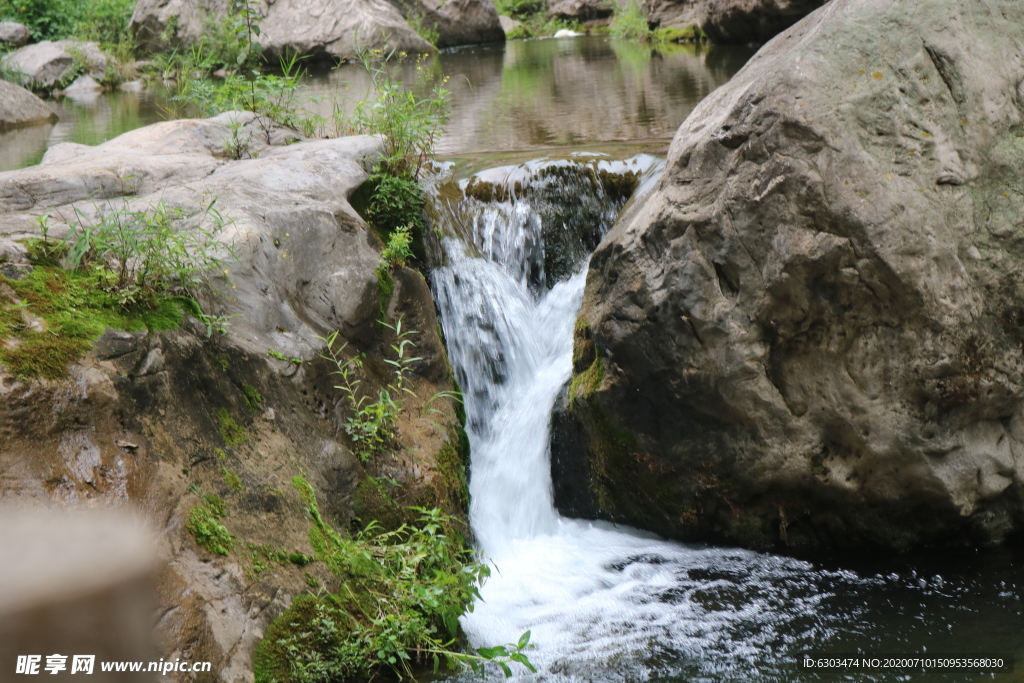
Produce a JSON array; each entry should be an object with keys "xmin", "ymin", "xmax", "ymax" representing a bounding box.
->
[
  {"xmin": 131, "ymin": 0, "xmax": 434, "ymax": 59},
  {"xmin": 702, "ymin": 0, "xmax": 828, "ymax": 43},
  {"xmin": 405, "ymin": 0, "xmax": 505, "ymax": 48},
  {"xmin": 0, "ymin": 114, "xmax": 465, "ymax": 680},
  {"xmin": 547, "ymin": 0, "xmax": 613, "ymax": 21},
  {"xmin": 567, "ymin": 0, "xmax": 1024, "ymax": 552},
  {"xmin": 0, "ymin": 21, "xmax": 30, "ymax": 47},
  {"xmin": 0, "ymin": 40, "xmax": 110, "ymax": 90},
  {"xmin": 0, "ymin": 80, "xmax": 58, "ymax": 131}
]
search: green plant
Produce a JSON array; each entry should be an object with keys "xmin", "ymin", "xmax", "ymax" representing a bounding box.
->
[
  {"xmin": 222, "ymin": 466, "xmax": 245, "ymax": 492},
  {"xmin": 187, "ymin": 494, "xmax": 234, "ymax": 555},
  {"xmin": 610, "ymin": 0, "xmax": 650, "ymax": 40},
  {"xmin": 494, "ymin": 0, "xmax": 545, "ymax": 18},
  {"xmin": 352, "ymin": 51, "xmax": 450, "ymax": 179},
  {"xmin": 253, "ymin": 480, "xmax": 535, "ymax": 682},
  {"xmin": 62, "ymin": 199, "xmax": 229, "ymax": 306},
  {"xmin": 319, "ymin": 320, "xmax": 420, "ymax": 462},
  {"xmin": 242, "ymin": 384, "xmax": 264, "ymax": 411},
  {"xmin": 267, "ymin": 348, "xmax": 304, "ymax": 364}
]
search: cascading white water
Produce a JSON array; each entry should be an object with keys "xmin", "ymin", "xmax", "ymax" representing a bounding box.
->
[{"xmin": 428, "ymin": 157, "xmax": 878, "ymax": 681}]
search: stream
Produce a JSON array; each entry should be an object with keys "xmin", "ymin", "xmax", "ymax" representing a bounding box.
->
[
  {"xmin": 425, "ymin": 155, "xmax": 1024, "ymax": 682},
  {"xmin": 3, "ymin": 33, "xmax": 1022, "ymax": 682}
]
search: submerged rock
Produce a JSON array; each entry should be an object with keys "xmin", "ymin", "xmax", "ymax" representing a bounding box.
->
[
  {"xmin": 0, "ymin": 80, "xmax": 57, "ymax": 131},
  {"xmin": 0, "ymin": 114, "xmax": 465, "ymax": 679},
  {"xmin": 131, "ymin": 0, "xmax": 434, "ymax": 59},
  {"xmin": 568, "ymin": 0, "xmax": 1024, "ymax": 551}
]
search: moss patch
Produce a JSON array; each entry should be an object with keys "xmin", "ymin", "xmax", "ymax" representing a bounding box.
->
[
  {"xmin": 216, "ymin": 408, "xmax": 247, "ymax": 445},
  {"xmin": 186, "ymin": 494, "xmax": 233, "ymax": 555},
  {"xmin": 0, "ymin": 265, "xmax": 186, "ymax": 380},
  {"xmin": 653, "ymin": 25, "xmax": 706, "ymax": 43},
  {"xmin": 241, "ymin": 383, "xmax": 264, "ymax": 411}
]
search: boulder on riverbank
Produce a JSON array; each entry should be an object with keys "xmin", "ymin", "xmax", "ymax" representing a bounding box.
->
[
  {"xmin": 0, "ymin": 114, "xmax": 466, "ymax": 679},
  {"xmin": 0, "ymin": 80, "xmax": 57, "ymax": 130},
  {"xmin": 396, "ymin": 0, "xmax": 505, "ymax": 48},
  {"xmin": 548, "ymin": 0, "xmax": 614, "ymax": 22},
  {"xmin": 131, "ymin": 0, "xmax": 435, "ymax": 59},
  {"xmin": 0, "ymin": 40, "xmax": 112, "ymax": 90},
  {"xmin": 564, "ymin": 0, "xmax": 1024, "ymax": 552}
]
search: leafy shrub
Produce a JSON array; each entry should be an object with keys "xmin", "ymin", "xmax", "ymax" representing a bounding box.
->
[
  {"xmin": 187, "ymin": 494, "xmax": 234, "ymax": 556},
  {"xmin": 610, "ymin": 0, "xmax": 651, "ymax": 41},
  {"xmin": 494, "ymin": 0, "xmax": 545, "ymax": 18},
  {"xmin": 253, "ymin": 480, "xmax": 535, "ymax": 682},
  {"xmin": 0, "ymin": 0, "xmax": 80, "ymax": 41}
]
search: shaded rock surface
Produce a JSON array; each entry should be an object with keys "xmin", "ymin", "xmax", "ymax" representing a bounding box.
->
[
  {"xmin": 567, "ymin": 0, "xmax": 1024, "ymax": 552},
  {"xmin": 0, "ymin": 113, "xmax": 465, "ymax": 681},
  {"xmin": 0, "ymin": 80, "xmax": 57, "ymax": 131},
  {"xmin": 407, "ymin": 0, "xmax": 505, "ymax": 48},
  {"xmin": 0, "ymin": 20, "xmax": 29, "ymax": 47},
  {"xmin": 702, "ymin": 0, "xmax": 828, "ymax": 43},
  {"xmin": 130, "ymin": 0, "xmax": 433, "ymax": 59}
]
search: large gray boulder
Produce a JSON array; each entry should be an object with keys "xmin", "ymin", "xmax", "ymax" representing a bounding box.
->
[
  {"xmin": 702, "ymin": 0, "xmax": 828, "ymax": 43},
  {"xmin": 567, "ymin": 0, "xmax": 1024, "ymax": 551},
  {"xmin": 0, "ymin": 40, "xmax": 110, "ymax": 90},
  {"xmin": 131, "ymin": 0, "xmax": 433, "ymax": 59},
  {"xmin": 0, "ymin": 21, "xmax": 30, "ymax": 47},
  {"xmin": 0, "ymin": 80, "xmax": 57, "ymax": 131}
]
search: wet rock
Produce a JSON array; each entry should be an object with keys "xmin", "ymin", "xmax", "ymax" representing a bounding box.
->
[
  {"xmin": 0, "ymin": 21, "xmax": 29, "ymax": 47},
  {"xmin": 130, "ymin": 0, "xmax": 433, "ymax": 60},
  {"xmin": 702, "ymin": 0, "xmax": 827, "ymax": 43},
  {"xmin": 0, "ymin": 80, "xmax": 57, "ymax": 131},
  {"xmin": 499, "ymin": 15, "xmax": 523, "ymax": 35},
  {"xmin": 571, "ymin": 0, "xmax": 1024, "ymax": 552},
  {"xmin": 94, "ymin": 329, "xmax": 140, "ymax": 360},
  {"xmin": 63, "ymin": 74, "xmax": 103, "ymax": 94},
  {"xmin": 548, "ymin": 0, "xmax": 613, "ymax": 21}
]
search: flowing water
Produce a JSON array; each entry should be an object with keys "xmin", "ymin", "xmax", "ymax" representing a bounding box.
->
[{"xmin": 427, "ymin": 158, "xmax": 1024, "ymax": 682}]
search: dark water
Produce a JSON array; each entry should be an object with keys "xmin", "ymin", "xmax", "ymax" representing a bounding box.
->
[{"xmin": 0, "ymin": 35, "xmax": 751, "ymax": 172}]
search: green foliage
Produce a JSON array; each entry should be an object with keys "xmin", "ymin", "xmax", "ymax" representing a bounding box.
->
[
  {"xmin": 319, "ymin": 319, "xmax": 420, "ymax": 463},
  {"xmin": 0, "ymin": 0, "xmax": 79, "ymax": 41},
  {"xmin": 62, "ymin": 199, "xmax": 229, "ymax": 307},
  {"xmin": 187, "ymin": 494, "xmax": 234, "ymax": 556},
  {"xmin": 0, "ymin": 263, "xmax": 193, "ymax": 380},
  {"xmin": 253, "ymin": 481, "xmax": 535, "ymax": 682},
  {"xmin": 222, "ymin": 466, "xmax": 245, "ymax": 492},
  {"xmin": 379, "ymin": 224, "xmax": 414, "ymax": 271},
  {"xmin": 652, "ymin": 24, "xmax": 706, "ymax": 43},
  {"xmin": 0, "ymin": 0, "xmax": 133, "ymax": 48},
  {"xmin": 242, "ymin": 384, "xmax": 264, "ymax": 411},
  {"xmin": 267, "ymin": 348, "xmax": 304, "ymax": 364},
  {"xmin": 365, "ymin": 173, "xmax": 426, "ymax": 237},
  {"xmin": 353, "ymin": 52, "xmax": 450, "ymax": 179},
  {"xmin": 217, "ymin": 407, "xmax": 247, "ymax": 445},
  {"xmin": 610, "ymin": 0, "xmax": 651, "ymax": 41}
]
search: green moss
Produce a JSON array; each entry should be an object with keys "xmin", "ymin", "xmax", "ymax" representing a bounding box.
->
[
  {"xmin": 376, "ymin": 266, "xmax": 394, "ymax": 323},
  {"xmin": 0, "ymin": 266, "xmax": 192, "ymax": 380},
  {"xmin": 186, "ymin": 497, "xmax": 233, "ymax": 556},
  {"xmin": 216, "ymin": 408, "xmax": 247, "ymax": 446},
  {"xmin": 653, "ymin": 25, "xmax": 706, "ymax": 43},
  {"xmin": 241, "ymin": 383, "xmax": 264, "ymax": 411},
  {"xmin": 222, "ymin": 466, "xmax": 244, "ymax": 492},
  {"xmin": 353, "ymin": 476, "xmax": 413, "ymax": 532},
  {"xmin": 569, "ymin": 319, "xmax": 603, "ymax": 400}
]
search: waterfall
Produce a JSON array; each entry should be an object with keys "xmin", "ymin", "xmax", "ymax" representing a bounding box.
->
[{"xmin": 427, "ymin": 156, "xmax": 875, "ymax": 681}]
